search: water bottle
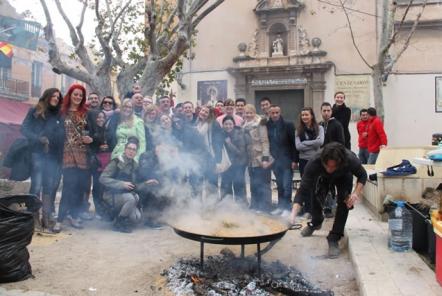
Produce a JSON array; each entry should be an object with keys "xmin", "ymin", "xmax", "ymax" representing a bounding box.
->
[{"xmin": 388, "ymin": 200, "xmax": 413, "ymax": 252}]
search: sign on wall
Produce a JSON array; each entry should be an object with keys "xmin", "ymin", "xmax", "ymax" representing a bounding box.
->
[
  {"xmin": 197, "ymin": 80, "xmax": 227, "ymax": 106},
  {"xmin": 436, "ymin": 77, "xmax": 442, "ymax": 113},
  {"xmin": 335, "ymin": 75, "xmax": 371, "ymax": 121}
]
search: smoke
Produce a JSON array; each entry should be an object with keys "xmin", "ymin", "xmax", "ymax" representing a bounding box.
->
[{"xmin": 145, "ymin": 124, "xmax": 290, "ymax": 233}]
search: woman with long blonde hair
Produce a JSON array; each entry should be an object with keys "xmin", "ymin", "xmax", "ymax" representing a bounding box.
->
[{"xmin": 107, "ymin": 98, "xmax": 146, "ymax": 160}]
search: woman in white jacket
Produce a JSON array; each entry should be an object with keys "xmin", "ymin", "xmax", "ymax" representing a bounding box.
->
[{"xmin": 243, "ymin": 104, "xmax": 273, "ymax": 212}]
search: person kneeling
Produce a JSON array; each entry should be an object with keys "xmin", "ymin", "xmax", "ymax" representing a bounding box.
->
[
  {"xmin": 290, "ymin": 142, "xmax": 367, "ymax": 258},
  {"xmin": 100, "ymin": 137, "xmax": 142, "ymax": 233}
]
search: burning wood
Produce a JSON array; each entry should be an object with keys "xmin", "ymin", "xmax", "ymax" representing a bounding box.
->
[
  {"xmin": 191, "ymin": 274, "xmax": 202, "ymax": 285},
  {"xmin": 161, "ymin": 249, "xmax": 334, "ymax": 296}
]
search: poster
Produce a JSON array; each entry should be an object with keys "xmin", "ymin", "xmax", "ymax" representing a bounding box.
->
[
  {"xmin": 436, "ymin": 77, "xmax": 442, "ymax": 112},
  {"xmin": 335, "ymin": 75, "xmax": 371, "ymax": 121},
  {"xmin": 197, "ymin": 80, "xmax": 227, "ymax": 106}
]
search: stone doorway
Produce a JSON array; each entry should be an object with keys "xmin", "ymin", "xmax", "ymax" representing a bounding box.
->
[{"xmin": 255, "ymin": 89, "xmax": 304, "ymax": 123}]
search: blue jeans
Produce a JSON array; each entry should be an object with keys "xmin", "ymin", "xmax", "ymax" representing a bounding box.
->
[
  {"xmin": 298, "ymin": 159, "xmax": 312, "ymax": 214},
  {"xmin": 358, "ymin": 148, "xmax": 369, "ymax": 164},
  {"xmin": 249, "ymin": 167, "xmax": 272, "ymax": 212},
  {"xmin": 272, "ymin": 166, "xmax": 293, "ymax": 210},
  {"xmin": 367, "ymin": 153, "xmax": 379, "ymax": 165},
  {"xmin": 58, "ymin": 168, "xmax": 90, "ymax": 222},
  {"xmin": 221, "ymin": 164, "xmax": 246, "ymax": 204},
  {"xmin": 29, "ymin": 153, "xmax": 62, "ymax": 215}
]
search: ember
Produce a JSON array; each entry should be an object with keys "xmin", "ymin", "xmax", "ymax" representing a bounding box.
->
[{"xmin": 162, "ymin": 249, "xmax": 334, "ymax": 296}]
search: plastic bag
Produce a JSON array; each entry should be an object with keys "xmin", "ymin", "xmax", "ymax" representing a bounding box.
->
[{"xmin": 0, "ymin": 195, "xmax": 41, "ymax": 283}]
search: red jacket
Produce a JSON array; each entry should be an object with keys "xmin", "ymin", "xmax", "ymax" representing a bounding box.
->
[
  {"xmin": 357, "ymin": 120, "xmax": 370, "ymax": 149},
  {"xmin": 367, "ymin": 116, "xmax": 387, "ymax": 153}
]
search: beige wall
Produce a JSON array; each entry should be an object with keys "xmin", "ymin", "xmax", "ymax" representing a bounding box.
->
[
  {"xmin": 383, "ymin": 73, "xmax": 442, "ymax": 147},
  {"xmin": 176, "ymin": 0, "xmax": 442, "ymax": 149}
]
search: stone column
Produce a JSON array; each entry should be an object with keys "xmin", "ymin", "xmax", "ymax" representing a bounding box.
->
[{"xmin": 310, "ymin": 72, "xmax": 327, "ymax": 117}]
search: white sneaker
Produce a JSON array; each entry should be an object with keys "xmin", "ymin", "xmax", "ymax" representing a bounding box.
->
[{"xmin": 271, "ymin": 208, "xmax": 283, "ymax": 215}]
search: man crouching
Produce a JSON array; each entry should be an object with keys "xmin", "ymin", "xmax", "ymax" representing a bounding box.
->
[{"xmin": 291, "ymin": 142, "xmax": 367, "ymax": 258}]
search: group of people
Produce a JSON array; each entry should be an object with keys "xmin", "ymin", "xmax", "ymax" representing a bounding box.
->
[{"xmin": 20, "ymin": 82, "xmax": 385, "ymax": 257}]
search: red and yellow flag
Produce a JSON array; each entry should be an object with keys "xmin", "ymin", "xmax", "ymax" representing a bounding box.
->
[{"xmin": 0, "ymin": 42, "xmax": 13, "ymax": 58}]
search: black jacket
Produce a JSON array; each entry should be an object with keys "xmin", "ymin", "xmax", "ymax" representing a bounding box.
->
[
  {"xmin": 294, "ymin": 149, "xmax": 367, "ymax": 204},
  {"xmin": 266, "ymin": 117, "xmax": 298, "ymax": 168},
  {"xmin": 332, "ymin": 104, "xmax": 351, "ymax": 149},
  {"xmin": 3, "ymin": 138, "xmax": 32, "ymax": 181},
  {"xmin": 106, "ymin": 112, "xmax": 121, "ymax": 151},
  {"xmin": 320, "ymin": 118, "xmax": 345, "ymax": 147},
  {"xmin": 223, "ymin": 127, "xmax": 247, "ymax": 166},
  {"xmin": 20, "ymin": 107, "xmax": 64, "ymax": 159}
]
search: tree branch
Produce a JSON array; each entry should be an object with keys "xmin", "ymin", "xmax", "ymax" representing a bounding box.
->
[
  {"xmin": 53, "ymin": 0, "xmax": 95, "ymax": 73},
  {"xmin": 39, "ymin": 0, "xmax": 92, "ymax": 84},
  {"xmin": 339, "ymin": 0, "xmax": 372, "ymax": 69},
  {"xmin": 145, "ymin": 0, "xmax": 159, "ymax": 57},
  {"xmin": 385, "ymin": 0, "xmax": 427, "ymax": 73},
  {"xmin": 111, "ymin": 22, "xmax": 126, "ymax": 66},
  {"xmin": 109, "ymin": 1, "xmax": 131, "ymax": 38},
  {"xmin": 191, "ymin": 0, "xmax": 225, "ymax": 28},
  {"xmin": 94, "ymin": 0, "xmax": 113, "ymax": 74},
  {"xmin": 380, "ymin": 0, "xmax": 409, "ymax": 59},
  {"xmin": 54, "ymin": 0, "xmax": 79, "ymax": 45},
  {"xmin": 76, "ymin": 0, "xmax": 88, "ymax": 47}
]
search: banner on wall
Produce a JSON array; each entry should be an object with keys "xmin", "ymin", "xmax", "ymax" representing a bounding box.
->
[
  {"xmin": 197, "ymin": 80, "xmax": 227, "ymax": 106},
  {"xmin": 335, "ymin": 75, "xmax": 371, "ymax": 121}
]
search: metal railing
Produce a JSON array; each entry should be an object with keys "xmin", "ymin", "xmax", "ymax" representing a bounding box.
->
[{"xmin": 0, "ymin": 78, "xmax": 29, "ymax": 100}]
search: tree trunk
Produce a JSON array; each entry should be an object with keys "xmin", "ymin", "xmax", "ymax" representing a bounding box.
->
[
  {"xmin": 372, "ymin": 64, "xmax": 384, "ymax": 120},
  {"xmin": 90, "ymin": 73, "xmax": 113, "ymax": 97},
  {"xmin": 139, "ymin": 59, "xmax": 171, "ymax": 97}
]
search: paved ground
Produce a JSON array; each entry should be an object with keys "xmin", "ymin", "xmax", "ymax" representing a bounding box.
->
[
  {"xmin": 0, "ymin": 214, "xmax": 358, "ymax": 296},
  {"xmin": 346, "ymin": 203, "xmax": 442, "ymax": 296}
]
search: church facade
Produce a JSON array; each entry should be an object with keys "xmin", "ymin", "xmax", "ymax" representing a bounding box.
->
[{"xmin": 174, "ymin": 0, "xmax": 442, "ymax": 148}]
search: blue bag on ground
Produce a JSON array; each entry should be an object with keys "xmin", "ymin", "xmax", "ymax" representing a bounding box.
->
[
  {"xmin": 382, "ymin": 160, "xmax": 417, "ymax": 177},
  {"xmin": 0, "ymin": 195, "xmax": 41, "ymax": 283}
]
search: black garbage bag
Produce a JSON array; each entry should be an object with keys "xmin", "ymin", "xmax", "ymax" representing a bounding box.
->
[{"xmin": 0, "ymin": 194, "xmax": 41, "ymax": 283}]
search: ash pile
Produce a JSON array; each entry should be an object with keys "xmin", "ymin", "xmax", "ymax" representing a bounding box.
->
[{"xmin": 162, "ymin": 249, "xmax": 334, "ymax": 296}]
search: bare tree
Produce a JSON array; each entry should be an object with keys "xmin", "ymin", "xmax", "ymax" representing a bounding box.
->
[
  {"xmin": 338, "ymin": 0, "xmax": 427, "ymax": 117},
  {"xmin": 39, "ymin": 0, "xmax": 225, "ymax": 97}
]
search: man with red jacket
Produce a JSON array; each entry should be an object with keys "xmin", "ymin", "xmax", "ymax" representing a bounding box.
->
[
  {"xmin": 357, "ymin": 109, "xmax": 370, "ymax": 164},
  {"xmin": 367, "ymin": 107, "xmax": 387, "ymax": 164}
]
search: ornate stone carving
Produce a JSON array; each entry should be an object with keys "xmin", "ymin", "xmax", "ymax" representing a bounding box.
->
[
  {"xmin": 272, "ymin": 0, "xmax": 283, "ymax": 8},
  {"xmin": 298, "ymin": 26, "xmax": 310, "ymax": 55},
  {"xmin": 248, "ymin": 30, "xmax": 259, "ymax": 58}
]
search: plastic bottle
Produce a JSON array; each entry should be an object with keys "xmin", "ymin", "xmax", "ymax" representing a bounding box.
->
[{"xmin": 388, "ymin": 200, "xmax": 413, "ymax": 252}]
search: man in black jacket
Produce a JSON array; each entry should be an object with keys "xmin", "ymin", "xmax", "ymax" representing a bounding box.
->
[
  {"xmin": 266, "ymin": 105, "xmax": 298, "ymax": 212},
  {"xmin": 291, "ymin": 142, "xmax": 367, "ymax": 258},
  {"xmin": 319, "ymin": 102, "xmax": 345, "ymax": 218},
  {"xmin": 320, "ymin": 102, "xmax": 345, "ymax": 146}
]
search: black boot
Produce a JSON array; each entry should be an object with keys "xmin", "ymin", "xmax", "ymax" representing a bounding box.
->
[{"xmin": 113, "ymin": 216, "xmax": 132, "ymax": 233}]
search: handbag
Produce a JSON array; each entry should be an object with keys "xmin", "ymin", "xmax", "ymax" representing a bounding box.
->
[{"xmin": 215, "ymin": 145, "xmax": 232, "ymax": 174}]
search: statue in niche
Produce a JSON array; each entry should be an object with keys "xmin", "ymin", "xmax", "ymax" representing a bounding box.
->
[{"xmin": 272, "ymin": 34, "xmax": 284, "ymax": 56}]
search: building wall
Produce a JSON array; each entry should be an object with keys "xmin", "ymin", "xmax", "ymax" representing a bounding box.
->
[
  {"xmin": 176, "ymin": 0, "xmax": 442, "ymax": 149},
  {"xmin": 383, "ymin": 73, "xmax": 442, "ymax": 147}
]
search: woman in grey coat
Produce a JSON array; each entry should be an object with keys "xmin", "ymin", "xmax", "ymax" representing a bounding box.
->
[{"xmin": 295, "ymin": 107, "xmax": 324, "ymax": 215}]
